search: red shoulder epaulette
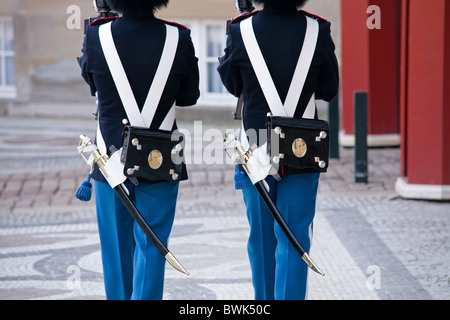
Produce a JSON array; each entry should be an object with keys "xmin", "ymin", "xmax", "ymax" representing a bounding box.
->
[
  {"xmin": 300, "ymin": 10, "xmax": 329, "ymax": 23},
  {"xmin": 158, "ymin": 19, "xmax": 189, "ymax": 30},
  {"xmin": 230, "ymin": 11, "xmax": 259, "ymax": 24},
  {"xmin": 89, "ymin": 16, "xmax": 119, "ymax": 27}
]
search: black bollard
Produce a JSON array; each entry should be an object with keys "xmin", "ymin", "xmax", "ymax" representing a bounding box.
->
[{"xmin": 354, "ymin": 91, "xmax": 368, "ymax": 183}]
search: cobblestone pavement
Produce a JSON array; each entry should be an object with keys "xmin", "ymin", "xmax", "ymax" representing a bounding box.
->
[{"xmin": 0, "ymin": 115, "xmax": 448, "ymax": 300}]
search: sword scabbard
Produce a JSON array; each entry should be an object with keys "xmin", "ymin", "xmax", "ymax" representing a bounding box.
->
[
  {"xmin": 77, "ymin": 134, "xmax": 189, "ymax": 276},
  {"xmin": 224, "ymin": 131, "xmax": 325, "ymax": 276}
]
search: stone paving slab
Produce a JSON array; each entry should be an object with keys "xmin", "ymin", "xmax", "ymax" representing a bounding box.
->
[{"xmin": 0, "ymin": 115, "xmax": 449, "ymax": 300}]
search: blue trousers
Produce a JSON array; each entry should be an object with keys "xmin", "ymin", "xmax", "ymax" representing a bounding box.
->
[
  {"xmin": 93, "ymin": 180, "xmax": 179, "ymax": 300},
  {"xmin": 242, "ymin": 173, "xmax": 320, "ymax": 300}
]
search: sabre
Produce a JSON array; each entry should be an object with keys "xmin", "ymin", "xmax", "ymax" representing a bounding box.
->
[
  {"xmin": 224, "ymin": 131, "xmax": 325, "ymax": 276},
  {"xmin": 77, "ymin": 134, "xmax": 189, "ymax": 276}
]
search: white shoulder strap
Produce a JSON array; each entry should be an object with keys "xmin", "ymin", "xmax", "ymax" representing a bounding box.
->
[
  {"xmin": 240, "ymin": 16, "xmax": 319, "ymax": 119},
  {"xmin": 284, "ymin": 16, "xmax": 319, "ymax": 118},
  {"xmin": 240, "ymin": 17, "xmax": 286, "ymax": 117},
  {"xmin": 99, "ymin": 21, "xmax": 179, "ymax": 128},
  {"xmin": 141, "ymin": 25, "xmax": 179, "ymax": 127},
  {"xmin": 99, "ymin": 21, "xmax": 144, "ymax": 126}
]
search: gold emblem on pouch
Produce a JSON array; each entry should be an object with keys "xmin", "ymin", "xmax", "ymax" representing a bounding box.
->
[
  {"xmin": 292, "ymin": 138, "xmax": 307, "ymax": 158},
  {"xmin": 148, "ymin": 150, "xmax": 163, "ymax": 170}
]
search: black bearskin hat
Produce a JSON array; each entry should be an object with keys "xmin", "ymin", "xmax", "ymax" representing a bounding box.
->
[
  {"xmin": 105, "ymin": 0, "xmax": 169, "ymax": 17},
  {"xmin": 253, "ymin": 0, "xmax": 308, "ymax": 9}
]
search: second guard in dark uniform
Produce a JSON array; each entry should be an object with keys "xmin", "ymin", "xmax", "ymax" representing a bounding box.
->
[
  {"xmin": 79, "ymin": 0, "xmax": 199, "ymax": 300},
  {"xmin": 218, "ymin": 0, "xmax": 339, "ymax": 300}
]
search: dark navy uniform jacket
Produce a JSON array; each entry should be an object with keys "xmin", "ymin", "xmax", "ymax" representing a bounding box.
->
[
  {"xmin": 79, "ymin": 15, "xmax": 200, "ymax": 183},
  {"xmin": 218, "ymin": 8, "xmax": 339, "ymax": 175}
]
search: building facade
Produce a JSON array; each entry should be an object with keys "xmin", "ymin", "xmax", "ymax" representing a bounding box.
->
[
  {"xmin": 340, "ymin": 0, "xmax": 450, "ymax": 200},
  {"xmin": 0, "ymin": 0, "xmax": 341, "ymax": 113}
]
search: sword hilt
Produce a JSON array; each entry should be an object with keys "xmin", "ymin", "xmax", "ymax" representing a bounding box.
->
[
  {"xmin": 224, "ymin": 131, "xmax": 250, "ymax": 164},
  {"xmin": 78, "ymin": 134, "xmax": 109, "ymax": 177}
]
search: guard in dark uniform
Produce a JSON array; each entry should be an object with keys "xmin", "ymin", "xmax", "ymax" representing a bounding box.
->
[
  {"xmin": 79, "ymin": 0, "xmax": 199, "ymax": 300},
  {"xmin": 218, "ymin": 0, "xmax": 339, "ymax": 300}
]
